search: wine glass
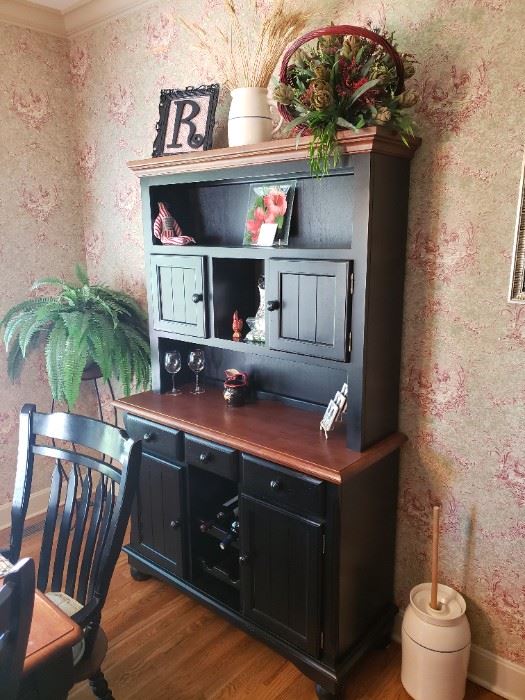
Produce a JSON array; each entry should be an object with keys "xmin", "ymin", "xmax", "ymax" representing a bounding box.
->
[
  {"xmin": 188, "ymin": 349, "xmax": 205, "ymax": 395},
  {"xmin": 164, "ymin": 351, "xmax": 182, "ymax": 395}
]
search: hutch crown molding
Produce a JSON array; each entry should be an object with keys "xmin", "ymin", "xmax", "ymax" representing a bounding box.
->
[{"xmin": 117, "ymin": 128, "xmax": 420, "ymax": 698}]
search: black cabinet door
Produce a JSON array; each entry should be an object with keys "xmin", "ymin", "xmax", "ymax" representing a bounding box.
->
[
  {"xmin": 131, "ymin": 453, "xmax": 186, "ymax": 578},
  {"xmin": 150, "ymin": 254, "xmax": 206, "ymax": 337},
  {"xmin": 267, "ymin": 258, "xmax": 351, "ymax": 360},
  {"xmin": 240, "ymin": 494, "xmax": 323, "ymax": 656}
]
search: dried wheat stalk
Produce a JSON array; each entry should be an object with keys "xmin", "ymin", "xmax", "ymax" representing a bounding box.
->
[{"xmin": 181, "ymin": 0, "xmax": 332, "ymax": 89}]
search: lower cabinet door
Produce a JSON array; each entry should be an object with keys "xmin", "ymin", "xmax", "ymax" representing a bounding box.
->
[
  {"xmin": 239, "ymin": 494, "xmax": 323, "ymax": 657},
  {"xmin": 131, "ymin": 453, "xmax": 186, "ymax": 578}
]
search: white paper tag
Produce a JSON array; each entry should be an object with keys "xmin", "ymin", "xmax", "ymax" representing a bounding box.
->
[{"xmin": 257, "ymin": 223, "xmax": 278, "ymax": 246}]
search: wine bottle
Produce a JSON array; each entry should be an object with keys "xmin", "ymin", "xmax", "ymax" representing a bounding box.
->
[
  {"xmin": 219, "ymin": 519, "xmax": 239, "ymax": 550},
  {"xmin": 215, "ymin": 495, "xmax": 238, "ymax": 523}
]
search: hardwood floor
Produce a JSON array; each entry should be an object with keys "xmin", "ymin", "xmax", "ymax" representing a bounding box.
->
[{"xmin": 3, "ymin": 527, "xmax": 501, "ymax": 700}]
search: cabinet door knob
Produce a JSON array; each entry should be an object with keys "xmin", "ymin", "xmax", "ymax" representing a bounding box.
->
[
  {"xmin": 239, "ymin": 553, "xmax": 249, "ymax": 564},
  {"xmin": 143, "ymin": 431, "xmax": 154, "ymax": 442},
  {"xmin": 192, "ymin": 293, "xmax": 203, "ymax": 303},
  {"xmin": 199, "ymin": 452, "xmax": 211, "ymax": 463},
  {"xmin": 270, "ymin": 479, "xmax": 281, "ymax": 491},
  {"xmin": 266, "ymin": 300, "xmax": 280, "ymax": 311},
  {"xmin": 170, "ymin": 519, "xmax": 181, "ymax": 529}
]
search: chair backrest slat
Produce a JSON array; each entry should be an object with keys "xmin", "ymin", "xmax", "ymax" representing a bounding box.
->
[
  {"xmin": 7, "ymin": 404, "xmax": 141, "ymax": 647},
  {"xmin": 76, "ymin": 477, "xmax": 106, "ymax": 605},
  {"xmin": 51, "ymin": 464, "xmax": 79, "ymax": 592},
  {"xmin": 88, "ymin": 480, "xmax": 116, "ymax": 601},
  {"xmin": 65, "ymin": 471, "xmax": 92, "ymax": 598},
  {"xmin": 0, "ymin": 558, "xmax": 35, "ymax": 700},
  {"xmin": 37, "ymin": 461, "xmax": 64, "ymax": 592}
]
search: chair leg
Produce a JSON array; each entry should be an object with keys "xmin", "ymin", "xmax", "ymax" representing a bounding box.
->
[{"xmin": 89, "ymin": 669, "xmax": 115, "ymax": 699}]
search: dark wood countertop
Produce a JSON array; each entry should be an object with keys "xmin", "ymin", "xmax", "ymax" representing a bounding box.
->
[{"xmin": 113, "ymin": 389, "xmax": 405, "ymax": 484}]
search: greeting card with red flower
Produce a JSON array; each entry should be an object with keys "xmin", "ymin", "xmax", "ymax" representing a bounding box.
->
[{"xmin": 243, "ymin": 181, "xmax": 295, "ymax": 246}]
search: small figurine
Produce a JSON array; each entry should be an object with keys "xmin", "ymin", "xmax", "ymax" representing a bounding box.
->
[
  {"xmin": 223, "ymin": 369, "xmax": 248, "ymax": 407},
  {"xmin": 244, "ymin": 275, "xmax": 266, "ymax": 344},
  {"xmin": 232, "ymin": 310, "xmax": 243, "ymax": 341},
  {"xmin": 153, "ymin": 202, "xmax": 196, "ymax": 246}
]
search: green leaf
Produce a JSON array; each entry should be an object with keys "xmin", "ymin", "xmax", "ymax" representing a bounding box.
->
[
  {"xmin": 336, "ymin": 117, "xmax": 354, "ymax": 129},
  {"xmin": 75, "ymin": 265, "xmax": 90, "ymax": 286},
  {"xmin": 32, "ymin": 277, "xmax": 70, "ymax": 290},
  {"xmin": 349, "ymin": 79, "xmax": 380, "ymax": 107},
  {"xmin": 7, "ymin": 344, "xmax": 23, "ymax": 382},
  {"xmin": 45, "ymin": 318, "xmax": 67, "ymax": 401}
]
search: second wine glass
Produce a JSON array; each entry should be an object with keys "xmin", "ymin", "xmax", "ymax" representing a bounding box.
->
[{"xmin": 188, "ymin": 349, "xmax": 205, "ymax": 395}]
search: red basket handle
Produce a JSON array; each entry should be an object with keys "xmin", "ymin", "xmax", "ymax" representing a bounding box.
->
[{"xmin": 279, "ymin": 24, "xmax": 405, "ymax": 95}]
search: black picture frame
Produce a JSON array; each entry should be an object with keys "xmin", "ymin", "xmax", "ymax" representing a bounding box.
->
[{"xmin": 152, "ymin": 84, "xmax": 219, "ymax": 158}]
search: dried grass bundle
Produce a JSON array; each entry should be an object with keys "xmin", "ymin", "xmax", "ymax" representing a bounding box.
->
[{"xmin": 181, "ymin": 0, "xmax": 332, "ymax": 89}]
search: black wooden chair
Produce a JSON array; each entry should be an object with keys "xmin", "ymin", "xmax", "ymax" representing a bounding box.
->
[
  {"xmin": 0, "ymin": 558, "xmax": 35, "ymax": 700},
  {"xmin": 1, "ymin": 404, "xmax": 141, "ymax": 699}
]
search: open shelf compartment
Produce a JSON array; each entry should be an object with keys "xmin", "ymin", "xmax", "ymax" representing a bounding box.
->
[{"xmin": 148, "ymin": 171, "xmax": 355, "ymax": 250}]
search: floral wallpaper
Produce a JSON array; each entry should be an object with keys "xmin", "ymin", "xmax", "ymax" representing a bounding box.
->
[
  {"xmin": 1, "ymin": 0, "xmax": 524, "ymax": 670},
  {"xmin": 0, "ymin": 23, "xmax": 92, "ymax": 503}
]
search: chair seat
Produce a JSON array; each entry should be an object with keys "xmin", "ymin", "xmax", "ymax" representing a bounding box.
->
[
  {"xmin": 44, "ymin": 591, "xmax": 109, "ymax": 679},
  {"xmin": 45, "ymin": 591, "xmax": 86, "ymax": 665}
]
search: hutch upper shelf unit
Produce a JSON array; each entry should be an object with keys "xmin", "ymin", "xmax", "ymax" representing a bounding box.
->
[
  {"xmin": 129, "ymin": 127, "xmax": 420, "ymax": 453},
  {"xmin": 120, "ymin": 128, "xmax": 420, "ymax": 699}
]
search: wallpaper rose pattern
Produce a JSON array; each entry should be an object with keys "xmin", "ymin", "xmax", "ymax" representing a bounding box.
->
[
  {"xmin": 0, "ymin": 0, "xmax": 524, "ymax": 669},
  {"xmin": 0, "ymin": 23, "xmax": 93, "ymax": 502}
]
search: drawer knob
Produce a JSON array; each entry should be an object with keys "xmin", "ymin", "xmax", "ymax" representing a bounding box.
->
[
  {"xmin": 270, "ymin": 479, "xmax": 281, "ymax": 491},
  {"xmin": 143, "ymin": 432, "xmax": 154, "ymax": 442},
  {"xmin": 170, "ymin": 519, "xmax": 181, "ymax": 529},
  {"xmin": 266, "ymin": 300, "xmax": 280, "ymax": 311},
  {"xmin": 199, "ymin": 452, "xmax": 211, "ymax": 464},
  {"xmin": 192, "ymin": 293, "xmax": 203, "ymax": 303},
  {"xmin": 239, "ymin": 553, "xmax": 249, "ymax": 564}
]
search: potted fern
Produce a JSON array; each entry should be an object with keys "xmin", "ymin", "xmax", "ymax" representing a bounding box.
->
[{"xmin": 1, "ymin": 265, "xmax": 151, "ymax": 408}]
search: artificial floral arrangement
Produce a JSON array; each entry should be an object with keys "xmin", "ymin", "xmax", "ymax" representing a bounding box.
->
[
  {"xmin": 1, "ymin": 266, "xmax": 151, "ymax": 408},
  {"xmin": 274, "ymin": 24, "xmax": 418, "ymax": 175}
]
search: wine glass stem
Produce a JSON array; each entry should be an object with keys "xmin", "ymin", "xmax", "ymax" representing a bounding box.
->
[
  {"xmin": 195, "ymin": 373, "xmax": 199, "ymax": 392},
  {"xmin": 172, "ymin": 374, "xmax": 176, "ymax": 393}
]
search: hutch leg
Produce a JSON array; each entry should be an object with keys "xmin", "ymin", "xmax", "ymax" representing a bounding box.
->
[
  {"xmin": 129, "ymin": 565, "xmax": 151, "ymax": 581},
  {"xmin": 315, "ymin": 683, "xmax": 343, "ymax": 699}
]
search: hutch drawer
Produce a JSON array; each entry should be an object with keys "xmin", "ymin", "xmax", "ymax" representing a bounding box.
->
[
  {"xmin": 185, "ymin": 434, "xmax": 239, "ymax": 481},
  {"xmin": 125, "ymin": 413, "xmax": 183, "ymax": 462},
  {"xmin": 241, "ymin": 454, "xmax": 325, "ymax": 518}
]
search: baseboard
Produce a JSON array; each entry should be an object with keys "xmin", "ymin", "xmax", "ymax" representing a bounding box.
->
[
  {"xmin": 393, "ymin": 612, "xmax": 525, "ymax": 700},
  {"xmin": 0, "ymin": 488, "xmax": 50, "ymax": 532}
]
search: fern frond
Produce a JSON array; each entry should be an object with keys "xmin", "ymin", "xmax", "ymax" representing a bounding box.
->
[
  {"xmin": 45, "ymin": 319, "xmax": 67, "ymax": 401},
  {"xmin": 7, "ymin": 343, "xmax": 23, "ymax": 381},
  {"xmin": 75, "ymin": 265, "xmax": 90, "ymax": 286},
  {"xmin": 32, "ymin": 277, "xmax": 71, "ymax": 291}
]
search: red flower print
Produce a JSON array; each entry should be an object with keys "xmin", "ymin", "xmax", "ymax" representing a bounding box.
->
[
  {"xmin": 414, "ymin": 60, "xmax": 489, "ymax": 135},
  {"xmin": 106, "ymin": 84, "xmax": 134, "ymax": 126},
  {"xmin": 10, "ymin": 87, "xmax": 51, "ymax": 130},
  {"xmin": 69, "ymin": 43, "xmax": 90, "ymax": 88},
  {"xmin": 246, "ymin": 206, "xmax": 267, "ymax": 242},
  {"xmin": 263, "ymin": 190, "xmax": 287, "ymax": 218}
]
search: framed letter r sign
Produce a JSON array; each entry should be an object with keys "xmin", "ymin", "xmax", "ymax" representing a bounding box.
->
[{"xmin": 152, "ymin": 84, "xmax": 219, "ymax": 157}]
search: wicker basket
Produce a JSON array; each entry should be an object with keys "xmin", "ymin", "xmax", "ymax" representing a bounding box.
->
[{"xmin": 277, "ymin": 24, "xmax": 405, "ymax": 133}]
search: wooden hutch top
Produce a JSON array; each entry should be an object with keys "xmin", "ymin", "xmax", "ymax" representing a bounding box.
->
[
  {"xmin": 128, "ymin": 127, "xmax": 421, "ymax": 178},
  {"xmin": 114, "ymin": 389, "xmax": 406, "ymax": 485}
]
